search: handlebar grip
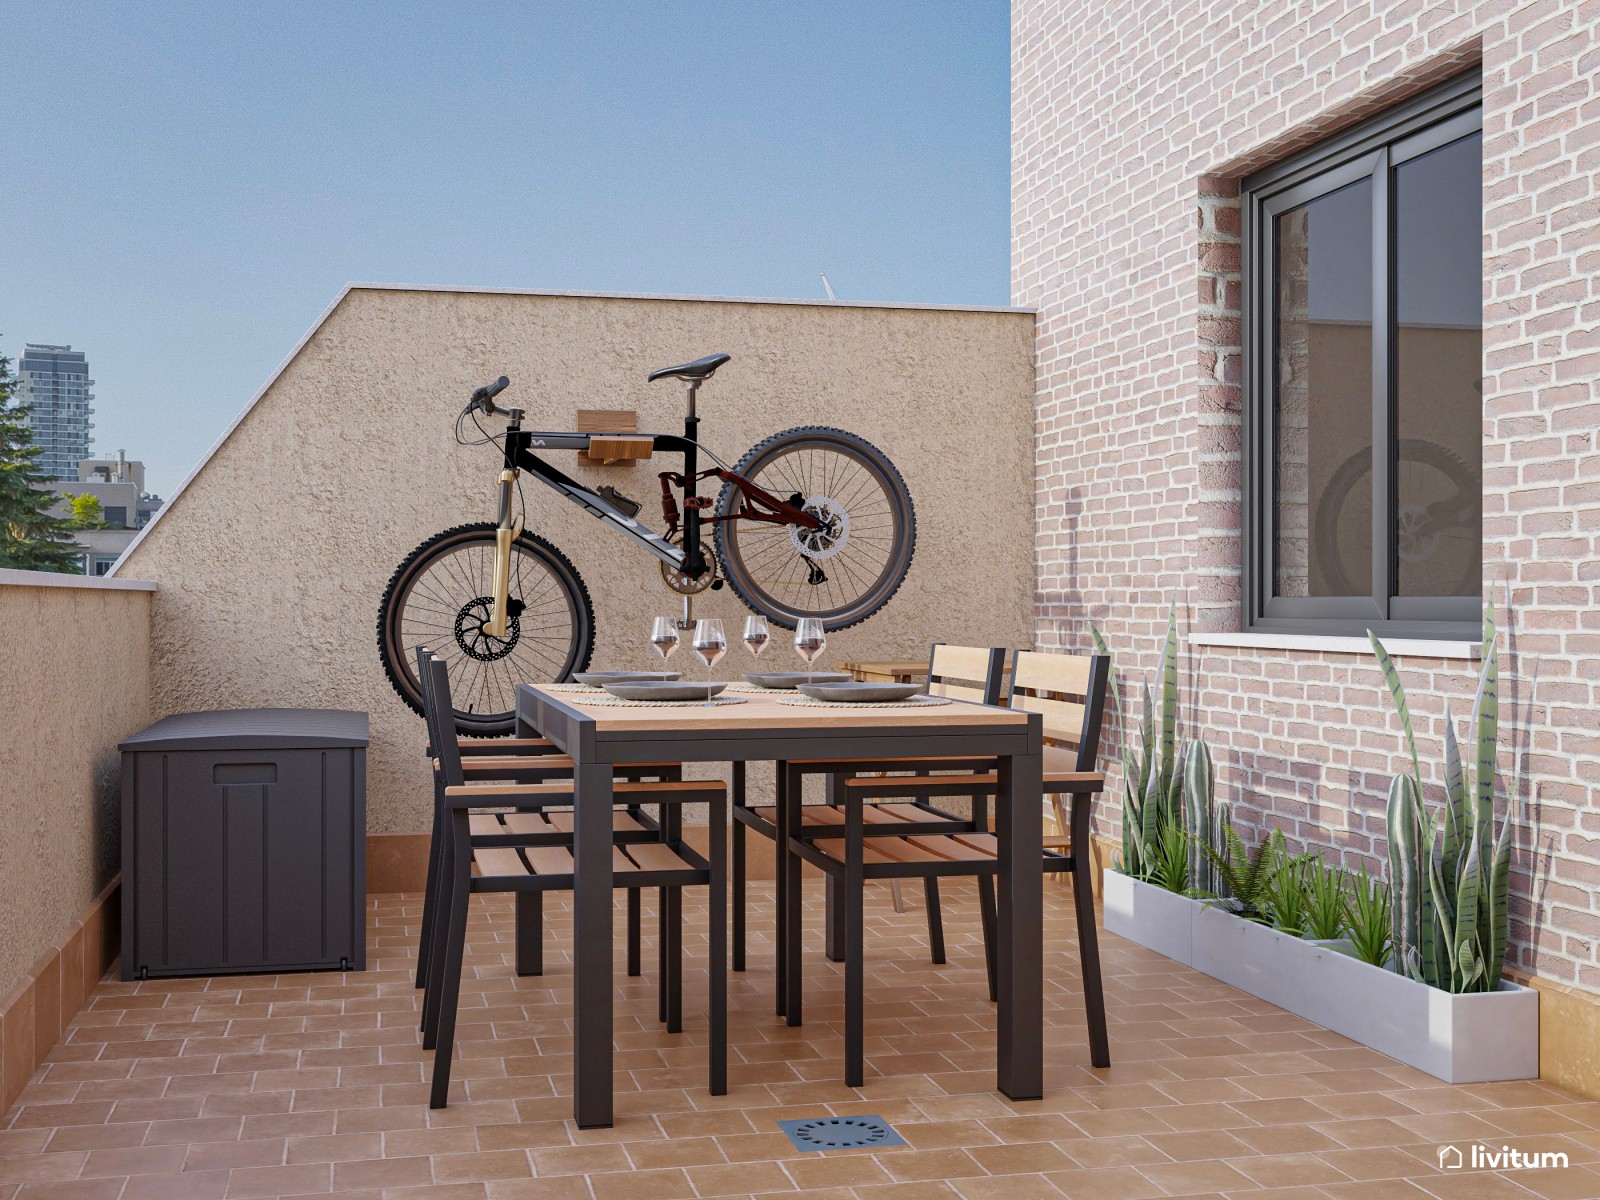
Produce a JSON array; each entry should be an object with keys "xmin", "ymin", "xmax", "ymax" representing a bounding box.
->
[{"xmin": 470, "ymin": 376, "xmax": 512, "ymax": 414}]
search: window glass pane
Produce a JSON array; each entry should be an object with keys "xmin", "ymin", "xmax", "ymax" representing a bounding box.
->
[
  {"xmin": 1395, "ymin": 132, "xmax": 1482, "ymax": 597},
  {"xmin": 1274, "ymin": 178, "xmax": 1372, "ymax": 598}
]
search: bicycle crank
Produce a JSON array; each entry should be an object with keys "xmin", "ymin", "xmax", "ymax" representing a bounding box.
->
[{"xmin": 660, "ymin": 546, "xmax": 723, "ymax": 596}]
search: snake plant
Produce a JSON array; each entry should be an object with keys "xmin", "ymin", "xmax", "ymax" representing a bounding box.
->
[
  {"xmin": 1370, "ymin": 600, "xmax": 1516, "ymax": 993},
  {"xmin": 1097, "ymin": 608, "xmax": 1226, "ymax": 893}
]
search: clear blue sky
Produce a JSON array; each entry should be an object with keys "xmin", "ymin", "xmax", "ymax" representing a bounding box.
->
[{"xmin": 2, "ymin": 2, "xmax": 1009, "ymax": 497}]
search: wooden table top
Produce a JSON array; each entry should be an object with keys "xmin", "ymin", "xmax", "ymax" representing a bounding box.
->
[
  {"xmin": 834, "ymin": 658, "xmax": 930, "ymax": 675},
  {"xmin": 520, "ymin": 685, "xmax": 1027, "ymax": 734}
]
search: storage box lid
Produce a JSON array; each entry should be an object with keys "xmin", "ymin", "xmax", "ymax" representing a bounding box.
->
[{"xmin": 120, "ymin": 708, "xmax": 369, "ymax": 751}]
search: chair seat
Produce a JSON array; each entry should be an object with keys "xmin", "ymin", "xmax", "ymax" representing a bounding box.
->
[
  {"xmin": 472, "ymin": 840, "xmax": 703, "ymax": 884},
  {"xmin": 809, "ymin": 832, "xmax": 1074, "ymax": 872},
  {"xmin": 812, "ymin": 832, "xmax": 998, "ymax": 865},
  {"xmin": 751, "ymin": 802, "xmax": 965, "ymax": 828},
  {"xmin": 446, "ymin": 756, "xmax": 682, "ymax": 775},
  {"xmin": 468, "ymin": 810, "xmax": 650, "ymax": 838},
  {"xmin": 445, "ymin": 779, "xmax": 723, "ymax": 801}
]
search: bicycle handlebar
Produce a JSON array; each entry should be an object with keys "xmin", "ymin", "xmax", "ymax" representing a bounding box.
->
[{"xmin": 471, "ymin": 376, "xmax": 511, "ymax": 414}]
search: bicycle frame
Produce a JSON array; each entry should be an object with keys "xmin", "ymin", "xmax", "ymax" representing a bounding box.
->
[{"xmin": 481, "ymin": 409, "xmax": 822, "ymax": 638}]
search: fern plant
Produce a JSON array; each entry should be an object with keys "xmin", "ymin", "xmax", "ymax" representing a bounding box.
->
[
  {"xmin": 1344, "ymin": 865, "xmax": 1393, "ymax": 968},
  {"xmin": 1188, "ymin": 824, "xmax": 1284, "ymax": 923}
]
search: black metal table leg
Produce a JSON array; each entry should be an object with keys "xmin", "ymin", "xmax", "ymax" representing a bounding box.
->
[
  {"xmin": 731, "ymin": 761, "xmax": 746, "ymax": 973},
  {"xmin": 571, "ymin": 763, "xmax": 615, "ymax": 1128},
  {"xmin": 709, "ymin": 790, "xmax": 728, "ymax": 1095},
  {"xmin": 824, "ymin": 773, "xmax": 846, "ymax": 963},
  {"xmin": 995, "ymin": 750, "xmax": 1044, "ymax": 1101},
  {"xmin": 843, "ymin": 786, "xmax": 865, "ymax": 1087},
  {"xmin": 774, "ymin": 760, "xmax": 788, "ymax": 1016},
  {"xmin": 783, "ymin": 762, "xmax": 804, "ymax": 1027}
]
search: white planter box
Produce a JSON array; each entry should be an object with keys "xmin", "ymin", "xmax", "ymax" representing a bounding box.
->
[
  {"xmin": 1303, "ymin": 942, "xmax": 1539, "ymax": 1083},
  {"xmin": 1098, "ymin": 870, "xmax": 1537, "ymax": 1084},
  {"xmin": 1102, "ymin": 869, "xmax": 1201, "ymax": 966},
  {"xmin": 1191, "ymin": 904, "xmax": 1310, "ymax": 1014}
]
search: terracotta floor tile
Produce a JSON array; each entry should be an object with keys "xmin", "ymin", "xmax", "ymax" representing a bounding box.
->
[
  {"xmin": 875, "ymin": 1147, "xmax": 986, "ymax": 1183},
  {"xmin": 586, "ymin": 1166, "xmax": 693, "ymax": 1200},
  {"xmin": 6, "ymin": 889, "xmax": 1599, "ymax": 1200},
  {"xmin": 948, "ymin": 1175, "xmax": 1065, "ymax": 1200},
  {"xmin": 781, "ymin": 1153, "xmax": 894, "ymax": 1190},
  {"xmin": 682, "ymin": 1160, "xmax": 794, "ymax": 1195},
  {"xmin": 1040, "ymin": 1165, "xmax": 1167, "ymax": 1200},
  {"xmin": 967, "ymin": 1140, "xmax": 1075, "ymax": 1175},
  {"xmin": 224, "ymin": 1162, "xmax": 334, "ymax": 1197}
]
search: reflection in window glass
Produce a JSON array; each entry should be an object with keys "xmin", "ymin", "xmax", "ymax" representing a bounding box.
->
[
  {"xmin": 1396, "ymin": 133, "xmax": 1482, "ymax": 597},
  {"xmin": 1274, "ymin": 179, "xmax": 1372, "ymax": 598}
]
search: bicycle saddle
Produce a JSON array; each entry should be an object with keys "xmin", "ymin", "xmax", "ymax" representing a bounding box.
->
[{"xmin": 647, "ymin": 352, "xmax": 731, "ymax": 383}]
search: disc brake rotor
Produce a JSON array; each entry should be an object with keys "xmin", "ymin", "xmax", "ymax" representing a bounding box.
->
[
  {"xmin": 454, "ymin": 596, "xmax": 521, "ymax": 661},
  {"xmin": 788, "ymin": 496, "xmax": 850, "ymax": 561}
]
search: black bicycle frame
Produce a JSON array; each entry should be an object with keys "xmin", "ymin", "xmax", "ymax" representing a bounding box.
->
[{"xmin": 497, "ymin": 423, "xmax": 821, "ymax": 575}]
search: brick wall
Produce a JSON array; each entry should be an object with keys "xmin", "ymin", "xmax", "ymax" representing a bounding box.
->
[{"xmin": 1014, "ymin": 1, "xmax": 1600, "ymax": 988}]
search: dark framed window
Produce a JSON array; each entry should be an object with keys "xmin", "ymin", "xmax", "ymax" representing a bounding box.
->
[{"xmin": 1242, "ymin": 72, "xmax": 1482, "ymax": 638}]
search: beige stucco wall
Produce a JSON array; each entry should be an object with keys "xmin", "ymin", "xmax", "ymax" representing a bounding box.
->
[
  {"xmin": 118, "ymin": 287, "xmax": 1036, "ymax": 833},
  {"xmin": 0, "ymin": 573, "xmax": 151, "ymax": 996}
]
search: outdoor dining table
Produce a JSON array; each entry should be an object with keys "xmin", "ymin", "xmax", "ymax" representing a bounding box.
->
[{"xmin": 515, "ymin": 682, "xmax": 1044, "ymax": 1129}]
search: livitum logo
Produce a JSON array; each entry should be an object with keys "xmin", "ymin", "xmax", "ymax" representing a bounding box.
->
[{"xmin": 1438, "ymin": 1143, "xmax": 1570, "ymax": 1171}]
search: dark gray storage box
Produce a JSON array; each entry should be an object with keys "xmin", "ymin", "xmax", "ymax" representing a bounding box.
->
[{"xmin": 119, "ymin": 708, "xmax": 368, "ymax": 980}]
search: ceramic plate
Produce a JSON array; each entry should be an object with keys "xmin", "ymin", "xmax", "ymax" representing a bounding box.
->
[
  {"xmin": 794, "ymin": 682, "xmax": 922, "ymax": 703},
  {"xmin": 601, "ymin": 680, "xmax": 728, "ymax": 701},
  {"xmin": 743, "ymin": 672, "xmax": 853, "ymax": 689},
  {"xmin": 573, "ymin": 671, "xmax": 681, "ymax": 687}
]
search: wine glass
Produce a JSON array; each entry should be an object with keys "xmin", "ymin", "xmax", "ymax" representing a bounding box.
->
[
  {"xmin": 692, "ymin": 618, "xmax": 727, "ymax": 705},
  {"xmin": 650, "ymin": 616, "xmax": 680, "ymax": 664},
  {"xmin": 794, "ymin": 617, "xmax": 826, "ymax": 668},
  {"xmin": 743, "ymin": 615, "xmax": 771, "ymax": 658}
]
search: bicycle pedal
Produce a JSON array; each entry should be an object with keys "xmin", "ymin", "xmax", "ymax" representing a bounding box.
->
[{"xmin": 597, "ymin": 486, "xmax": 641, "ymax": 518}]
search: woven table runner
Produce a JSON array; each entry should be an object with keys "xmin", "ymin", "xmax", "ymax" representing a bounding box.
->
[{"xmin": 772, "ymin": 694, "xmax": 950, "ymax": 709}]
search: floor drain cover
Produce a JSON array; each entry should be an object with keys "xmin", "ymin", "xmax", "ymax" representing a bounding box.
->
[{"xmin": 777, "ymin": 1114, "xmax": 906, "ymax": 1152}]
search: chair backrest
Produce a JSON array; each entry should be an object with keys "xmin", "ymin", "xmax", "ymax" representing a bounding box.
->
[
  {"xmin": 416, "ymin": 644, "xmax": 445, "ymax": 756},
  {"xmin": 423, "ymin": 654, "xmax": 466, "ymax": 787},
  {"xmin": 925, "ymin": 644, "xmax": 1006, "ymax": 705},
  {"xmin": 1005, "ymin": 650, "xmax": 1111, "ymax": 771}
]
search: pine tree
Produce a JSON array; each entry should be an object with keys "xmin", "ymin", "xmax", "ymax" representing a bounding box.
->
[{"xmin": 0, "ymin": 347, "xmax": 82, "ymax": 572}]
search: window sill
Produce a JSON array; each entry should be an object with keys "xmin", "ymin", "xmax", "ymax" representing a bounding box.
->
[{"xmin": 1189, "ymin": 631, "xmax": 1479, "ymax": 659}]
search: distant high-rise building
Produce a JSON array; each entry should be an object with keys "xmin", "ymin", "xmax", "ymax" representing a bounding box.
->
[{"xmin": 16, "ymin": 343, "xmax": 95, "ymax": 481}]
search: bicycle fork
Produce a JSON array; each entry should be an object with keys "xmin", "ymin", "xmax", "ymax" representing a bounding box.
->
[{"xmin": 486, "ymin": 458, "xmax": 524, "ymax": 640}]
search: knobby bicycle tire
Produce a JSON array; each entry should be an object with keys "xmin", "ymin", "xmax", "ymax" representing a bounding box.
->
[
  {"xmin": 713, "ymin": 425, "xmax": 916, "ymax": 631},
  {"xmin": 377, "ymin": 522, "xmax": 595, "ymax": 736}
]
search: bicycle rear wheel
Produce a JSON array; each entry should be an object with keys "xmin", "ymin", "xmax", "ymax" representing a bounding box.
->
[
  {"xmin": 714, "ymin": 426, "xmax": 915, "ymax": 630},
  {"xmin": 377, "ymin": 522, "xmax": 594, "ymax": 736}
]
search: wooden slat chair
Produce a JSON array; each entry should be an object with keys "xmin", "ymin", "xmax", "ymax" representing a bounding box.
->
[
  {"xmin": 419, "ymin": 654, "xmax": 729, "ymax": 1108},
  {"xmin": 731, "ymin": 644, "xmax": 1006, "ymax": 980},
  {"xmin": 412, "ymin": 648, "xmax": 686, "ymax": 995},
  {"xmin": 782, "ymin": 649, "xmax": 1111, "ymax": 1085}
]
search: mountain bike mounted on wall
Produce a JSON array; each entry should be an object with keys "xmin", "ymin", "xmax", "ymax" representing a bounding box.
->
[{"xmin": 377, "ymin": 353, "xmax": 916, "ymax": 734}]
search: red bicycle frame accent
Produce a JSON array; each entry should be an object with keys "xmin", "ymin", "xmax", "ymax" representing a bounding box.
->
[{"xmin": 658, "ymin": 468, "xmax": 821, "ymax": 542}]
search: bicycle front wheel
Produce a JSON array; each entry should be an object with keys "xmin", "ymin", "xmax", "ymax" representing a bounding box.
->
[
  {"xmin": 377, "ymin": 523, "xmax": 595, "ymax": 736},
  {"xmin": 714, "ymin": 426, "xmax": 915, "ymax": 631}
]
